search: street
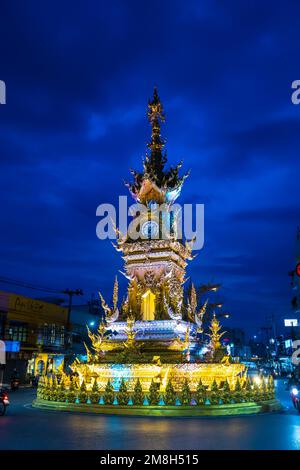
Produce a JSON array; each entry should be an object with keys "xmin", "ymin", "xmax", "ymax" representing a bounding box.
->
[{"xmin": 0, "ymin": 381, "xmax": 299, "ymax": 450}]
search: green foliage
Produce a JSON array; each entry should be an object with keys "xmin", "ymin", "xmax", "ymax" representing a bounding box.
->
[
  {"xmin": 260, "ymin": 378, "xmax": 268, "ymax": 401},
  {"xmin": 37, "ymin": 377, "xmax": 45, "ymax": 399},
  {"xmin": 67, "ymin": 377, "xmax": 77, "ymax": 403},
  {"xmin": 164, "ymin": 380, "xmax": 176, "ymax": 406},
  {"xmin": 41, "ymin": 376, "xmax": 49, "ymax": 400},
  {"xmin": 132, "ymin": 379, "xmax": 144, "ymax": 406},
  {"xmin": 48, "ymin": 375, "xmax": 58, "ymax": 401},
  {"xmin": 148, "ymin": 380, "xmax": 160, "ymax": 406},
  {"xmin": 57, "ymin": 388, "xmax": 66, "ymax": 402},
  {"xmin": 233, "ymin": 377, "xmax": 243, "ymax": 403},
  {"xmin": 209, "ymin": 379, "xmax": 220, "ymax": 405},
  {"xmin": 92, "ymin": 379, "xmax": 99, "ymax": 392},
  {"xmin": 54, "ymin": 375, "xmax": 65, "ymax": 402},
  {"xmin": 80, "ymin": 379, "xmax": 87, "ymax": 392},
  {"xmin": 221, "ymin": 379, "xmax": 231, "ymax": 404},
  {"xmin": 180, "ymin": 379, "xmax": 192, "ymax": 405},
  {"xmin": 104, "ymin": 379, "xmax": 115, "ymax": 405},
  {"xmin": 90, "ymin": 379, "xmax": 100, "ymax": 404},
  {"xmin": 243, "ymin": 376, "xmax": 253, "ymax": 402},
  {"xmin": 118, "ymin": 378, "xmax": 130, "ymax": 405},
  {"xmin": 196, "ymin": 379, "xmax": 206, "ymax": 405},
  {"xmin": 79, "ymin": 379, "xmax": 88, "ymax": 403},
  {"xmin": 251, "ymin": 381, "xmax": 260, "ymax": 402},
  {"xmin": 267, "ymin": 375, "xmax": 275, "ymax": 399},
  {"xmin": 211, "ymin": 379, "xmax": 218, "ymax": 392}
]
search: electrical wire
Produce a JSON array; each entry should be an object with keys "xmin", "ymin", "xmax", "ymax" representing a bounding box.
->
[{"xmin": 0, "ymin": 276, "xmax": 63, "ymax": 294}]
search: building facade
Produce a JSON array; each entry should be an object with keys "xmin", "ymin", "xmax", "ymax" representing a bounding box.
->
[{"xmin": 0, "ymin": 291, "xmax": 68, "ymax": 383}]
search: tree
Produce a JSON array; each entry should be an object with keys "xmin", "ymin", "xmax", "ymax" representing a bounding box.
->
[
  {"xmin": 37, "ymin": 376, "xmax": 46, "ymax": 399},
  {"xmin": 49, "ymin": 375, "xmax": 58, "ymax": 401},
  {"xmin": 104, "ymin": 379, "xmax": 115, "ymax": 405},
  {"xmin": 79, "ymin": 379, "xmax": 88, "ymax": 403},
  {"xmin": 164, "ymin": 380, "xmax": 176, "ymax": 405},
  {"xmin": 251, "ymin": 381, "xmax": 260, "ymax": 402},
  {"xmin": 267, "ymin": 375, "xmax": 275, "ymax": 399},
  {"xmin": 260, "ymin": 378, "xmax": 268, "ymax": 401},
  {"xmin": 196, "ymin": 378, "xmax": 206, "ymax": 405},
  {"xmin": 148, "ymin": 380, "xmax": 160, "ymax": 406},
  {"xmin": 209, "ymin": 379, "xmax": 220, "ymax": 405},
  {"xmin": 90, "ymin": 379, "xmax": 100, "ymax": 404},
  {"xmin": 57, "ymin": 376, "xmax": 66, "ymax": 402},
  {"xmin": 180, "ymin": 379, "xmax": 192, "ymax": 405},
  {"xmin": 132, "ymin": 379, "xmax": 144, "ymax": 406},
  {"xmin": 118, "ymin": 378, "xmax": 130, "ymax": 405},
  {"xmin": 233, "ymin": 377, "xmax": 243, "ymax": 403},
  {"xmin": 68, "ymin": 377, "xmax": 77, "ymax": 403},
  {"xmin": 243, "ymin": 376, "xmax": 252, "ymax": 402},
  {"xmin": 221, "ymin": 379, "xmax": 231, "ymax": 404}
]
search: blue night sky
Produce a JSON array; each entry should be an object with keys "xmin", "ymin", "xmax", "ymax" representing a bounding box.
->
[{"xmin": 0, "ymin": 0, "xmax": 300, "ymax": 334}]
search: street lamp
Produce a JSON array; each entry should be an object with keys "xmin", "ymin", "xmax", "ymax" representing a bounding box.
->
[
  {"xmin": 199, "ymin": 283, "xmax": 221, "ymax": 293},
  {"xmin": 217, "ymin": 313, "xmax": 230, "ymax": 319},
  {"xmin": 209, "ymin": 302, "xmax": 223, "ymax": 309}
]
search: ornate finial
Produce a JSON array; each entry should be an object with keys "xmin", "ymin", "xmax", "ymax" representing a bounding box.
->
[
  {"xmin": 123, "ymin": 315, "xmax": 138, "ymax": 350},
  {"xmin": 147, "ymin": 87, "xmax": 165, "ymax": 123},
  {"xmin": 126, "ymin": 88, "xmax": 188, "ymax": 202},
  {"xmin": 147, "ymin": 87, "xmax": 165, "ymax": 157},
  {"xmin": 190, "ymin": 283, "xmax": 197, "ymax": 314},
  {"xmin": 113, "ymin": 276, "xmax": 118, "ymax": 310},
  {"xmin": 207, "ymin": 313, "xmax": 225, "ymax": 353}
]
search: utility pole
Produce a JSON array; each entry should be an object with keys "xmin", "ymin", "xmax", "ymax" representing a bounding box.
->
[
  {"xmin": 265, "ymin": 314, "xmax": 278, "ymax": 356},
  {"xmin": 270, "ymin": 314, "xmax": 278, "ymax": 357},
  {"xmin": 62, "ymin": 288, "xmax": 83, "ymax": 348},
  {"xmin": 0, "ymin": 311, "xmax": 6, "ymax": 339}
]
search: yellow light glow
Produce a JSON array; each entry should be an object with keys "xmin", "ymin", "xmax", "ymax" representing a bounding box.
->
[
  {"xmin": 70, "ymin": 362, "xmax": 246, "ymax": 392},
  {"xmin": 253, "ymin": 376, "xmax": 261, "ymax": 385},
  {"xmin": 141, "ymin": 289, "xmax": 155, "ymax": 321}
]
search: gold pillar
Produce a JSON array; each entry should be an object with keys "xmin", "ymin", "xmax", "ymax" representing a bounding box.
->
[{"xmin": 141, "ymin": 289, "xmax": 155, "ymax": 321}]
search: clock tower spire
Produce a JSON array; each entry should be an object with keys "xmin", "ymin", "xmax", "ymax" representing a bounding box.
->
[
  {"xmin": 126, "ymin": 87, "xmax": 189, "ymax": 205},
  {"xmin": 147, "ymin": 87, "xmax": 166, "ymax": 166}
]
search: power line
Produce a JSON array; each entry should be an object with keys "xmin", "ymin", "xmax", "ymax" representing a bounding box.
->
[{"xmin": 0, "ymin": 276, "xmax": 63, "ymax": 294}]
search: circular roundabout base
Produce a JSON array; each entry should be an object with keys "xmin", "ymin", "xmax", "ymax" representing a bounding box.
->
[{"xmin": 32, "ymin": 398, "xmax": 282, "ymax": 417}]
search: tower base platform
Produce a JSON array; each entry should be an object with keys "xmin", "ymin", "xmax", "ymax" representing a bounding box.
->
[{"xmin": 32, "ymin": 398, "xmax": 282, "ymax": 417}]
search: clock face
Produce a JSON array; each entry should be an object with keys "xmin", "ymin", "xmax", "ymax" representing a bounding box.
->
[{"xmin": 141, "ymin": 220, "xmax": 159, "ymax": 239}]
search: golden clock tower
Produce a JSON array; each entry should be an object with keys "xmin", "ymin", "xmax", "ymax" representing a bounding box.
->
[{"xmin": 115, "ymin": 88, "xmax": 193, "ymax": 321}]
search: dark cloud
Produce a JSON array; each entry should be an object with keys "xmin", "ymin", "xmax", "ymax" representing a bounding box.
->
[{"xmin": 0, "ymin": 0, "xmax": 300, "ymax": 332}]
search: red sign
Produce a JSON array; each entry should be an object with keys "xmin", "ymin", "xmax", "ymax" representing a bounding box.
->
[{"xmin": 296, "ymin": 262, "xmax": 300, "ymax": 277}]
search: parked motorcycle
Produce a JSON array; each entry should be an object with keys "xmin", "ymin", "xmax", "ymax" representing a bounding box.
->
[
  {"xmin": 0, "ymin": 389, "xmax": 9, "ymax": 416},
  {"xmin": 291, "ymin": 386, "xmax": 300, "ymax": 412},
  {"xmin": 10, "ymin": 368, "xmax": 20, "ymax": 391},
  {"xmin": 10, "ymin": 377, "xmax": 20, "ymax": 391}
]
